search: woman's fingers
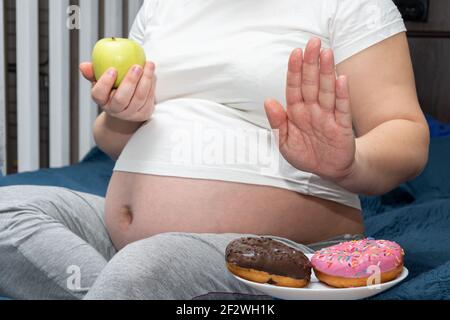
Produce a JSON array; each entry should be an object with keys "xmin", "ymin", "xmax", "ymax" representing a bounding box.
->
[
  {"xmin": 264, "ymin": 98, "xmax": 288, "ymax": 146},
  {"xmin": 117, "ymin": 62, "xmax": 155, "ymax": 120},
  {"xmin": 301, "ymin": 38, "xmax": 321, "ymax": 104},
  {"xmin": 132, "ymin": 62, "xmax": 155, "ymax": 111},
  {"xmin": 107, "ymin": 65, "xmax": 144, "ymax": 114},
  {"xmin": 286, "ymin": 48, "xmax": 303, "ymax": 106},
  {"xmin": 138, "ymin": 73, "xmax": 157, "ymax": 113},
  {"xmin": 107, "ymin": 65, "xmax": 143, "ymax": 114},
  {"xmin": 335, "ymin": 76, "xmax": 353, "ymax": 129},
  {"xmin": 80, "ymin": 62, "xmax": 95, "ymax": 82},
  {"xmin": 91, "ymin": 68, "xmax": 117, "ymax": 106},
  {"xmin": 319, "ymin": 49, "xmax": 336, "ymax": 112},
  {"xmin": 134, "ymin": 77, "xmax": 157, "ymax": 121},
  {"xmin": 88, "ymin": 60, "xmax": 157, "ymax": 122}
]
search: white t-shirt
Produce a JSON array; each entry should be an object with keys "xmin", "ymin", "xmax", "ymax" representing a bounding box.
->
[{"xmin": 115, "ymin": 0, "xmax": 406, "ymax": 209}]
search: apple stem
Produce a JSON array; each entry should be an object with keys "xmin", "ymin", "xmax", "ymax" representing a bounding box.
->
[{"xmin": 112, "ymin": 37, "xmax": 116, "ymax": 41}]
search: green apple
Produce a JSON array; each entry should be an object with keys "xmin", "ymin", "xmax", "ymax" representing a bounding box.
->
[{"xmin": 92, "ymin": 37, "xmax": 146, "ymax": 88}]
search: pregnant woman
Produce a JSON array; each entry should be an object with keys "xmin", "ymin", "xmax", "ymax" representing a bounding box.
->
[{"xmin": 0, "ymin": 0, "xmax": 429, "ymax": 300}]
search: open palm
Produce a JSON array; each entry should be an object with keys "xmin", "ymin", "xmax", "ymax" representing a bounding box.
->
[{"xmin": 265, "ymin": 38, "xmax": 356, "ymax": 181}]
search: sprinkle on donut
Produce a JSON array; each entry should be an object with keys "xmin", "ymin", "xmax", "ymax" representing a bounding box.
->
[{"xmin": 311, "ymin": 239, "xmax": 405, "ymax": 279}]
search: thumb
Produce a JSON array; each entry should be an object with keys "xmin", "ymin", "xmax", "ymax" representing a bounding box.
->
[
  {"xmin": 264, "ymin": 98, "xmax": 287, "ymax": 129},
  {"xmin": 264, "ymin": 98, "xmax": 288, "ymax": 145},
  {"xmin": 79, "ymin": 62, "xmax": 96, "ymax": 82}
]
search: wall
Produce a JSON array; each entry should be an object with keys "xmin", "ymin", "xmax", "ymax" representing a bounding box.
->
[{"xmin": 406, "ymin": 0, "xmax": 450, "ymax": 122}]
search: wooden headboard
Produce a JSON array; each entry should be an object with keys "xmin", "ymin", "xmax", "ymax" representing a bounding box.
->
[{"xmin": 406, "ymin": 0, "xmax": 450, "ymax": 122}]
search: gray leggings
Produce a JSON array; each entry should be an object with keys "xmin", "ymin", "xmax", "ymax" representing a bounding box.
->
[{"xmin": 0, "ymin": 186, "xmax": 363, "ymax": 300}]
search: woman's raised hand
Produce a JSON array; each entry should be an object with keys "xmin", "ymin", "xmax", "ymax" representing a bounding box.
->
[
  {"xmin": 80, "ymin": 61, "xmax": 156, "ymax": 123},
  {"xmin": 264, "ymin": 38, "xmax": 356, "ymax": 181}
]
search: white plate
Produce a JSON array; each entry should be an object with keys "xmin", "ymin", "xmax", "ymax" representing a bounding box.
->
[{"xmin": 232, "ymin": 254, "xmax": 408, "ymax": 300}]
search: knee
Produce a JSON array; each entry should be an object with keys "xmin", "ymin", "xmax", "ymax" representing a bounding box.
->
[
  {"xmin": 0, "ymin": 186, "xmax": 89, "ymax": 222},
  {"xmin": 0, "ymin": 186, "xmax": 69, "ymax": 244},
  {"xmin": 118, "ymin": 232, "xmax": 192, "ymax": 277},
  {"xmin": 86, "ymin": 233, "xmax": 205, "ymax": 299},
  {"xmin": 0, "ymin": 186, "xmax": 57, "ymax": 223},
  {"xmin": 0, "ymin": 186, "xmax": 66, "ymax": 212}
]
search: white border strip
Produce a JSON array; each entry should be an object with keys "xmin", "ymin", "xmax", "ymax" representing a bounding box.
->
[
  {"xmin": 16, "ymin": 0, "xmax": 40, "ymax": 172},
  {"xmin": 49, "ymin": 0, "xmax": 70, "ymax": 167}
]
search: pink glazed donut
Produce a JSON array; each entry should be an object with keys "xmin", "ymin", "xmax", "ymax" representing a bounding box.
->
[{"xmin": 311, "ymin": 239, "xmax": 404, "ymax": 288}]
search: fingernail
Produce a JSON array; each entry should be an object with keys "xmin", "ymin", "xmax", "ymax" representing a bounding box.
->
[
  {"xmin": 108, "ymin": 68, "xmax": 117, "ymax": 77},
  {"xmin": 148, "ymin": 62, "xmax": 155, "ymax": 71},
  {"xmin": 311, "ymin": 37, "xmax": 321, "ymax": 47},
  {"xmin": 132, "ymin": 65, "xmax": 143, "ymax": 75}
]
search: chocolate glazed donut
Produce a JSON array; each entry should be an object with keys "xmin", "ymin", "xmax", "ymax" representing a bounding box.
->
[{"xmin": 225, "ymin": 237, "xmax": 312, "ymax": 288}]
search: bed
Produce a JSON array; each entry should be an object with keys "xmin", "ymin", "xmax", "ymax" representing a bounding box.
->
[{"xmin": 1, "ymin": 118, "xmax": 450, "ymax": 300}]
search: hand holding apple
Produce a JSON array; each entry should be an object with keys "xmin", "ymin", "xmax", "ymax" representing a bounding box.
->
[
  {"xmin": 79, "ymin": 39, "xmax": 156, "ymax": 123},
  {"xmin": 92, "ymin": 37, "xmax": 146, "ymax": 88}
]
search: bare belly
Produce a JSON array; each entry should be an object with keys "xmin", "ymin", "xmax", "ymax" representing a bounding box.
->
[{"xmin": 105, "ymin": 172, "xmax": 365, "ymax": 250}]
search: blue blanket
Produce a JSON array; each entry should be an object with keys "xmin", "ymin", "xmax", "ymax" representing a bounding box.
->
[{"xmin": 1, "ymin": 137, "xmax": 450, "ymax": 300}]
